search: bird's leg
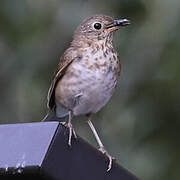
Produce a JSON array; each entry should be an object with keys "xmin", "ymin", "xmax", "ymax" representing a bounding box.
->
[
  {"xmin": 87, "ymin": 116, "xmax": 115, "ymax": 171},
  {"xmin": 66, "ymin": 110, "xmax": 77, "ymax": 146}
]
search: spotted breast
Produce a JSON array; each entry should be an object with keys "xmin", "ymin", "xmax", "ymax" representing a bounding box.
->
[{"xmin": 55, "ymin": 40, "xmax": 120, "ymax": 116}]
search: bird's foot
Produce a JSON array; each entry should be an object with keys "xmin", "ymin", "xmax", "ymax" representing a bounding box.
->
[
  {"xmin": 60, "ymin": 121, "xmax": 66, "ymax": 125},
  {"xmin": 99, "ymin": 146, "xmax": 115, "ymax": 172},
  {"xmin": 66, "ymin": 122, "xmax": 77, "ymax": 146}
]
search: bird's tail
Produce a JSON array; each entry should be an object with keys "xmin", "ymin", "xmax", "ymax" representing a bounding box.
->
[
  {"xmin": 42, "ymin": 108, "xmax": 58, "ymax": 122},
  {"xmin": 42, "ymin": 106, "xmax": 69, "ymax": 122}
]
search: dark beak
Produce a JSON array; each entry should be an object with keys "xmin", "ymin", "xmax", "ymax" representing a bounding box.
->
[{"xmin": 106, "ymin": 19, "xmax": 130, "ymax": 29}]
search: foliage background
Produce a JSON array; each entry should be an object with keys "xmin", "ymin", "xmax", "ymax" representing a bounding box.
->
[{"xmin": 0, "ymin": 0, "xmax": 180, "ymax": 179}]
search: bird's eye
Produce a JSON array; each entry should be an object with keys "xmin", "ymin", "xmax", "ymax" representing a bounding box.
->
[{"xmin": 94, "ymin": 23, "xmax": 102, "ymax": 30}]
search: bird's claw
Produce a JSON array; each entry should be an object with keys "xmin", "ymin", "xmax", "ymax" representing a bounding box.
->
[
  {"xmin": 99, "ymin": 147, "xmax": 115, "ymax": 171},
  {"xmin": 60, "ymin": 121, "xmax": 66, "ymax": 125},
  {"xmin": 66, "ymin": 122, "xmax": 77, "ymax": 146}
]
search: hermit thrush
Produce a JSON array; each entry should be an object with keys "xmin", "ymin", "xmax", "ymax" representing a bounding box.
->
[{"xmin": 44, "ymin": 14, "xmax": 130, "ymax": 171}]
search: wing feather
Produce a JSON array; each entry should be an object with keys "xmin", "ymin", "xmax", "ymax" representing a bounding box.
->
[{"xmin": 47, "ymin": 47, "xmax": 79, "ymax": 109}]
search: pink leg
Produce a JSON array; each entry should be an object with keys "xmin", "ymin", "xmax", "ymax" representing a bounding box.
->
[
  {"xmin": 87, "ymin": 116, "xmax": 115, "ymax": 171},
  {"xmin": 67, "ymin": 111, "xmax": 77, "ymax": 146}
]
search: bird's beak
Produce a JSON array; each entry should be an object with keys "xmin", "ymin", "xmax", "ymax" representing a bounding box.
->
[{"xmin": 105, "ymin": 19, "xmax": 130, "ymax": 31}]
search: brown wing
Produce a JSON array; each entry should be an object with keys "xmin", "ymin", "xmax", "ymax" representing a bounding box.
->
[{"xmin": 47, "ymin": 47, "xmax": 79, "ymax": 110}]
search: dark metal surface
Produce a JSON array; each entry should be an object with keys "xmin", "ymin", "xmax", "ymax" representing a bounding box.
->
[
  {"xmin": 0, "ymin": 122, "xmax": 139, "ymax": 180},
  {"xmin": 0, "ymin": 122, "xmax": 58, "ymax": 179}
]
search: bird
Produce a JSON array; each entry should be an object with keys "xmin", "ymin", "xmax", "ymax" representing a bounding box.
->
[{"xmin": 43, "ymin": 14, "xmax": 130, "ymax": 171}]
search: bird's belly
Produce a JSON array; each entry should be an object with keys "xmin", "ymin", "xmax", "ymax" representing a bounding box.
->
[
  {"xmin": 56, "ymin": 62, "xmax": 117, "ymax": 116},
  {"xmin": 75, "ymin": 75, "xmax": 116, "ymax": 115}
]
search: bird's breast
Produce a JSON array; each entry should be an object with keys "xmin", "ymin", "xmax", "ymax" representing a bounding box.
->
[{"xmin": 55, "ymin": 46, "xmax": 119, "ymax": 115}]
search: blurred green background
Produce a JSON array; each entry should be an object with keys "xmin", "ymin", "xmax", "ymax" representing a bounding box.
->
[{"xmin": 0, "ymin": 0, "xmax": 180, "ymax": 179}]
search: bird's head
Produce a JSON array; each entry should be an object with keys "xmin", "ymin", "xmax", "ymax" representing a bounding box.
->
[{"xmin": 73, "ymin": 14, "xmax": 130, "ymax": 43}]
